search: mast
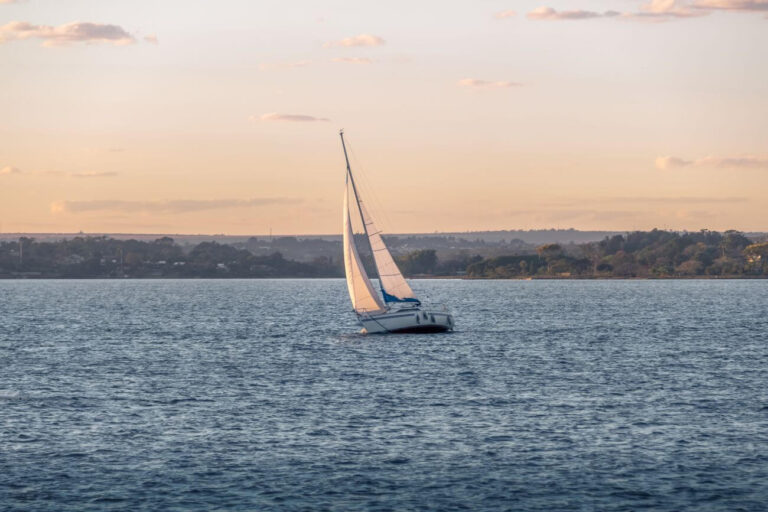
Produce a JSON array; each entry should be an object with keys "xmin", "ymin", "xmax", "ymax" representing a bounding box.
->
[
  {"xmin": 340, "ymin": 131, "xmax": 386, "ymax": 314},
  {"xmin": 340, "ymin": 130, "xmax": 390, "ymax": 300},
  {"xmin": 340, "ymin": 130, "xmax": 372, "ymax": 241},
  {"xmin": 339, "ymin": 130, "xmax": 419, "ymax": 305}
]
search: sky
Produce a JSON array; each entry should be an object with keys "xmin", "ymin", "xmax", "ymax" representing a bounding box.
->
[{"xmin": 1, "ymin": 0, "xmax": 767, "ymax": 235}]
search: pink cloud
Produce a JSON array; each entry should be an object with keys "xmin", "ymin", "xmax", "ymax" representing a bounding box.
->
[
  {"xmin": 0, "ymin": 20, "xmax": 136, "ymax": 46},
  {"xmin": 458, "ymin": 78, "xmax": 522, "ymax": 88},
  {"xmin": 656, "ymin": 155, "xmax": 768, "ymax": 169},
  {"xmin": 255, "ymin": 113, "xmax": 330, "ymax": 122},
  {"xmin": 0, "ymin": 165, "xmax": 21, "ymax": 175},
  {"xmin": 625, "ymin": 0, "xmax": 708, "ymax": 20},
  {"xmin": 527, "ymin": 7, "xmax": 614, "ymax": 20},
  {"xmin": 692, "ymin": 0, "xmax": 768, "ymax": 10},
  {"xmin": 493, "ymin": 10, "xmax": 517, "ymax": 19},
  {"xmin": 527, "ymin": 1, "xmax": 711, "ymax": 22},
  {"xmin": 331, "ymin": 57, "xmax": 373, "ymax": 64},
  {"xmin": 323, "ymin": 34, "xmax": 385, "ymax": 48}
]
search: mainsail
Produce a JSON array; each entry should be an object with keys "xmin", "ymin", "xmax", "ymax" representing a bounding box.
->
[
  {"xmin": 340, "ymin": 130, "xmax": 420, "ymax": 307},
  {"xmin": 343, "ymin": 179, "xmax": 386, "ymax": 314}
]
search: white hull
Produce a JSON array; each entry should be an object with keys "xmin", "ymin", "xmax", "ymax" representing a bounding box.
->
[{"xmin": 358, "ymin": 307, "xmax": 454, "ymax": 334}]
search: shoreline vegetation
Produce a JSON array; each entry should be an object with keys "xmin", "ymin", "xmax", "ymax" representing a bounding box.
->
[{"xmin": 2, "ymin": 229, "xmax": 767, "ymax": 279}]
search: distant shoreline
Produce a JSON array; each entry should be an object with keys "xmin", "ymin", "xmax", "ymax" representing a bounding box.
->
[{"xmin": 3, "ymin": 230, "xmax": 767, "ymax": 280}]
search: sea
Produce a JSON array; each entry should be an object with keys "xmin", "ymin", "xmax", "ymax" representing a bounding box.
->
[{"xmin": 1, "ymin": 279, "xmax": 768, "ymax": 511}]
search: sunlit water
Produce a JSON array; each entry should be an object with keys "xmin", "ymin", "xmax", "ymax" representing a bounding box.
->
[{"xmin": 2, "ymin": 279, "xmax": 768, "ymax": 511}]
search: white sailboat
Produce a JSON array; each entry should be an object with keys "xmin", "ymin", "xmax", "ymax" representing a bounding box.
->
[{"xmin": 340, "ymin": 130, "xmax": 454, "ymax": 334}]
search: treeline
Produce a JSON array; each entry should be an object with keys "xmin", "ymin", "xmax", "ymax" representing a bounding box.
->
[
  {"xmin": 466, "ymin": 229, "xmax": 768, "ymax": 278},
  {"xmin": 0, "ymin": 237, "xmax": 339, "ymax": 278},
  {"xmin": 1, "ymin": 229, "xmax": 767, "ymax": 278}
]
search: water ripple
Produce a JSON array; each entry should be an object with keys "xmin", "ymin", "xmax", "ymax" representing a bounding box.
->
[{"xmin": 1, "ymin": 279, "xmax": 768, "ymax": 511}]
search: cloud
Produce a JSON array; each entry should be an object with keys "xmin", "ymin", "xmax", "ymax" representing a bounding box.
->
[
  {"xmin": 655, "ymin": 156, "xmax": 694, "ymax": 169},
  {"xmin": 493, "ymin": 9, "xmax": 517, "ymax": 19},
  {"xmin": 527, "ymin": 7, "xmax": 617, "ymax": 20},
  {"xmin": 255, "ymin": 113, "xmax": 330, "ymax": 122},
  {"xmin": 625, "ymin": 0, "xmax": 708, "ymax": 20},
  {"xmin": 71, "ymin": 171, "xmax": 119, "ymax": 178},
  {"xmin": 1, "ymin": 167, "xmax": 120, "ymax": 178},
  {"xmin": 143, "ymin": 34, "xmax": 158, "ymax": 44},
  {"xmin": 607, "ymin": 196, "xmax": 747, "ymax": 204},
  {"xmin": 703, "ymin": 156, "xmax": 768, "ymax": 168},
  {"xmin": 692, "ymin": 0, "xmax": 768, "ymax": 11},
  {"xmin": 259, "ymin": 60, "xmax": 310, "ymax": 71},
  {"xmin": 51, "ymin": 198, "xmax": 301, "ymax": 215},
  {"xmin": 0, "ymin": 165, "xmax": 21, "ymax": 175},
  {"xmin": 527, "ymin": 1, "xmax": 709, "ymax": 22},
  {"xmin": 331, "ymin": 57, "xmax": 373, "ymax": 64},
  {"xmin": 554, "ymin": 195, "xmax": 747, "ymax": 205},
  {"xmin": 656, "ymin": 155, "xmax": 768, "ymax": 169},
  {"xmin": 457, "ymin": 78, "xmax": 522, "ymax": 88},
  {"xmin": 0, "ymin": 21, "xmax": 136, "ymax": 46},
  {"xmin": 323, "ymin": 34, "xmax": 385, "ymax": 48}
]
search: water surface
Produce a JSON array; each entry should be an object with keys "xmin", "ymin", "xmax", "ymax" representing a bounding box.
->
[{"xmin": 2, "ymin": 279, "xmax": 768, "ymax": 511}]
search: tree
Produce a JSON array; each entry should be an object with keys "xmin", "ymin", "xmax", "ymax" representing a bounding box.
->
[
  {"xmin": 720, "ymin": 230, "xmax": 751, "ymax": 258},
  {"xmin": 536, "ymin": 243, "xmax": 562, "ymax": 258},
  {"xmin": 581, "ymin": 242, "xmax": 602, "ymax": 274},
  {"xmin": 536, "ymin": 244, "xmax": 562, "ymax": 274},
  {"xmin": 124, "ymin": 252, "xmax": 142, "ymax": 266},
  {"xmin": 610, "ymin": 250, "xmax": 640, "ymax": 277},
  {"xmin": 743, "ymin": 242, "xmax": 768, "ymax": 274},
  {"xmin": 397, "ymin": 249, "xmax": 437, "ymax": 276}
]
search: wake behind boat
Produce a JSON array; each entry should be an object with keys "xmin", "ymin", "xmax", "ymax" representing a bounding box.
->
[{"xmin": 340, "ymin": 131, "xmax": 454, "ymax": 334}]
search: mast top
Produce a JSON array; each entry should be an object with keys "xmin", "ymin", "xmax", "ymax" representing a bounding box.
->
[{"xmin": 340, "ymin": 129, "xmax": 352, "ymax": 175}]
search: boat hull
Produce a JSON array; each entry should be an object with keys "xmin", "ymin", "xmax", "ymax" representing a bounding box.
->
[{"xmin": 359, "ymin": 309, "xmax": 454, "ymax": 334}]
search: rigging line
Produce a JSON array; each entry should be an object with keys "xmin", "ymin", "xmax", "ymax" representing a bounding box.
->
[
  {"xmin": 361, "ymin": 313, "xmax": 392, "ymax": 333},
  {"xmin": 348, "ymin": 169, "xmax": 380, "ymax": 280},
  {"xmin": 348, "ymin": 161, "xmax": 406, "ymax": 277},
  {"xmin": 342, "ymin": 133, "xmax": 380, "ymax": 279},
  {"xmin": 362, "ymin": 173, "xmax": 396, "ymax": 241},
  {"xmin": 346, "ymin": 138, "xmax": 397, "ymax": 237},
  {"xmin": 356, "ymin": 188, "xmax": 401, "ymax": 280},
  {"xmin": 345, "ymin": 144, "xmax": 392, "ymax": 289}
]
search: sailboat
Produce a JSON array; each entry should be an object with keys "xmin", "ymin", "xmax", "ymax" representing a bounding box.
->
[{"xmin": 340, "ymin": 130, "xmax": 454, "ymax": 334}]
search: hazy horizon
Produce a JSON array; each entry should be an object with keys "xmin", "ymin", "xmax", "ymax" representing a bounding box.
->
[
  {"xmin": 2, "ymin": 227, "xmax": 766, "ymax": 243},
  {"xmin": 2, "ymin": 0, "xmax": 767, "ymax": 235}
]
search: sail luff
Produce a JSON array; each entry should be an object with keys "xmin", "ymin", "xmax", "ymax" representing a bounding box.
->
[
  {"xmin": 342, "ymin": 137, "xmax": 375, "ymax": 251},
  {"xmin": 342, "ymin": 179, "xmax": 386, "ymax": 315}
]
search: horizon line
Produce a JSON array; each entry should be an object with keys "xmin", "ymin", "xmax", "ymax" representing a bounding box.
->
[{"xmin": 1, "ymin": 227, "xmax": 766, "ymax": 239}]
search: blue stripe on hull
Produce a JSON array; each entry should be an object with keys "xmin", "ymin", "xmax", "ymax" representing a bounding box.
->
[
  {"xmin": 359, "ymin": 312, "xmax": 417, "ymax": 321},
  {"xmin": 389, "ymin": 324, "xmax": 450, "ymax": 334}
]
